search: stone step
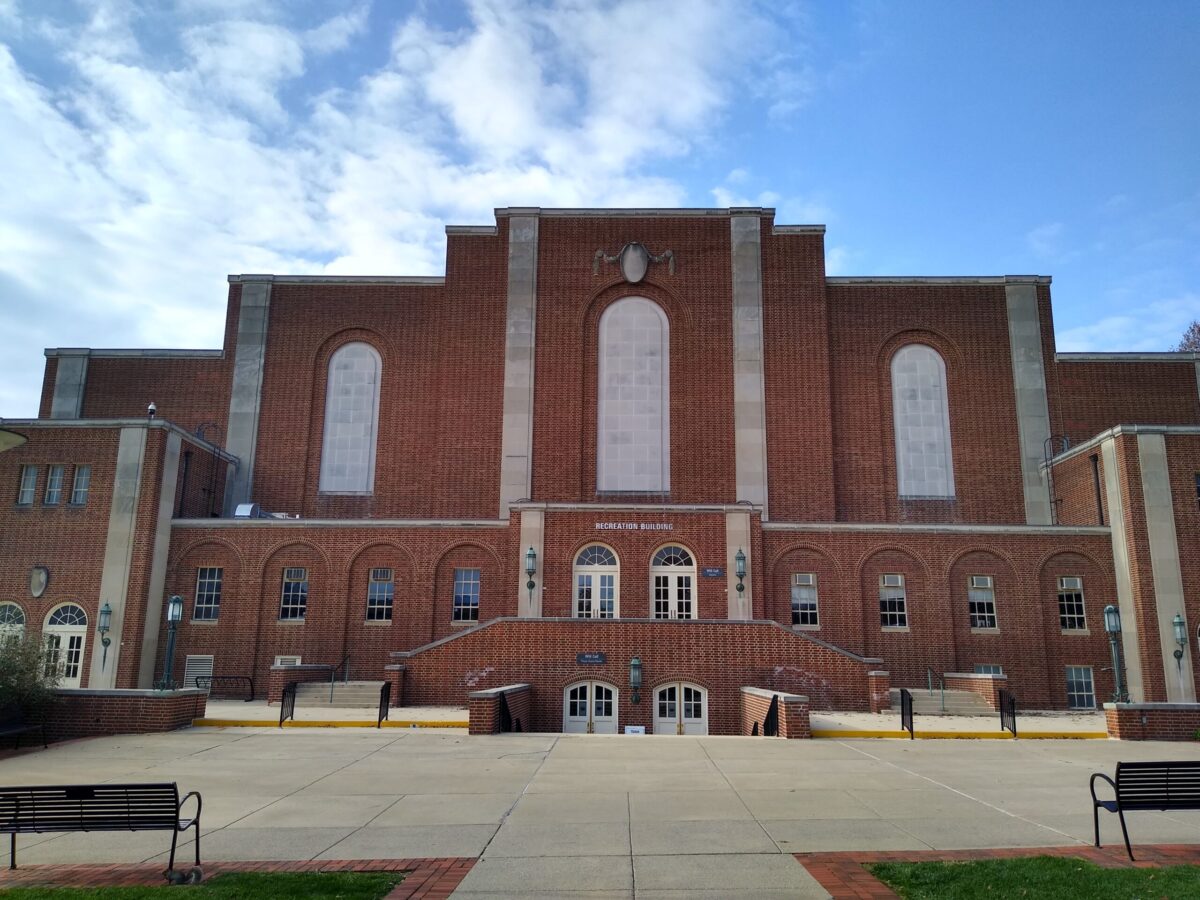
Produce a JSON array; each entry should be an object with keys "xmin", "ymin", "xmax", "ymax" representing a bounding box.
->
[
  {"xmin": 889, "ymin": 687, "xmax": 994, "ymax": 716},
  {"xmin": 294, "ymin": 681, "xmax": 386, "ymax": 707}
]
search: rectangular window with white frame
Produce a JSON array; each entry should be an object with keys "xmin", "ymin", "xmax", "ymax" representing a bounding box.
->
[
  {"xmin": 1065, "ymin": 665, "xmax": 1095, "ymax": 709},
  {"xmin": 366, "ymin": 567, "xmax": 394, "ymax": 621},
  {"xmin": 16, "ymin": 465, "xmax": 37, "ymax": 506},
  {"xmin": 974, "ymin": 663, "xmax": 1004, "ymax": 675},
  {"xmin": 193, "ymin": 567, "xmax": 223, "ymax": 621},
  {"xmin": 279, "ymin": 567, "xmax": 308, "ymax": 620},
  {"xmin": 452, "ymin": 568, "xmax": 480, "ymax": 622},
  {"xmin": 1057, "ymin": 576, "xmax": 1087, "ymax": 631},
  {"xmin": 791, "ymin": 573, "xmax": 819, "ymax": 627},
  {"xmin": 44, "ymin": 465, "xmax": 64, "ymax": 506},
  {"xmin": 70, "ymin": 465, "xmax": 91, "ymax": 505},
  {"xmin": 879, "ymin": 574, "xmax": 908, "ymax": 628},
  {"xmin": 968, "ymin": 575, "xmax": 997, "ymax": 629}
]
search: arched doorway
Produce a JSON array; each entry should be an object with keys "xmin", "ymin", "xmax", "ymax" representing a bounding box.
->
[
  {"xmin": 44, "ymin": 603, "xmax": 88, "ymax": 689},
  {"xmin": 574, "ymin": 545, "xmax": 619, "ymax": 618},
  {"xmin": 563, "ymin": 680, "xmax": 619, "ymax": 734},
  {"xmin": 653, "ymin": 682, "xmax": 708, "ymax": 735},
  {"xmin": 650, "ymin": 545, "xmax": 695, "ymax": 619}
]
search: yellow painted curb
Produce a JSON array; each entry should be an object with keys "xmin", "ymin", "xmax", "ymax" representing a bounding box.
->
[
  {"xmin": 812, "ymin": 729, "xmax": 1109, "ymax": 740},
  {"xmin": 192, "ymin": 718, "xmax": 468, "ymax": 729}
]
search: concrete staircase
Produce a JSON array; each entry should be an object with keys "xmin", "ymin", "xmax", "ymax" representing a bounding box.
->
[
  {"xmin": 295, "ymin": 680, "xmax": 386, "ymax": 707},
  {"xmin": 890, "ymin": 687, "xmax": 993, "ymax": 717}
]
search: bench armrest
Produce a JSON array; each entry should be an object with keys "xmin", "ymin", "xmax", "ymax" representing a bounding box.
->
[
  {"xmin": 1089, "ymin": 772, "xmax": 1117, "ymax": 806},
  {"xmin": 177, "ymin": 790, "xmax": 202, "ymax": 828}
]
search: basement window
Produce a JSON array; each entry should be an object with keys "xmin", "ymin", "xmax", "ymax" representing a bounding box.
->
[{"xmin": 1065, "ymin": 665, "xmax": 1096, "ymax": 709}]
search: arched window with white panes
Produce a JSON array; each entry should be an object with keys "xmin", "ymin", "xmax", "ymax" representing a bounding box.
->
[
  {"xmin": 574, "ymin": 545, "xmax": 619, "ymax": 618},
  {"xmin": 44, "ymin": 603, "xmax": 88, "ymax": 689},
  {"xmin": 0, "ymin": 602, "xmax": 26, "ymax": 644},
  {"xmin": 319, "ymin": 342, "xmax": 382, "ymax": 494},
  {"xmin": 597, "ymin": 297, "xmax": 670, "ymax": 493},
  {"xmin": 891, "ymin": 344, "xmax": 955, "ymax": 498}
]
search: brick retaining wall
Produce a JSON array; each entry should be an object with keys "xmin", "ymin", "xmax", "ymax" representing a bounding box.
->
[
  {"xmin": 1104, "ymin": 702, "xmax": 1200, "ymax": 741},
  {"xmin": 44, "ymin": 689, "xmax": 207, "ymax": 743},
  {"xmin": 740, "ymin": 687, "xmax": 810, "ymax": 738}
]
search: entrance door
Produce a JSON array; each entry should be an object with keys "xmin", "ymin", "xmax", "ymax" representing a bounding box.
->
[
  {"xmin": 563, "ymin": 680, "xmax": 619, "ymax": 734},
  {"xmin": 44, "ymin": 604, "xmax": 88, "ymax": 689},
  {"xmin": 653, "ymin": 683, "xmax": 708, "ymax": 735},
  {"xmin": 650, "ymin": 546, "xmax": 696, "ymax": 619}
]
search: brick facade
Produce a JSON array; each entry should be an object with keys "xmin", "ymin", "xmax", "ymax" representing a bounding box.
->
[
  {"xmin": 43, "ymin": 689, "xmax": 207, "ymax": 743},
  {"xmin": 4, "ymin": 206, "xmax": 1200, "ymax": 737},
  {"xmin": 1104, "ymin": 703, "xmax": 1200, "ymax": 741}
]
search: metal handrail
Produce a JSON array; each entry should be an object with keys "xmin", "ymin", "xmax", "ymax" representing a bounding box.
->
[
  {"xmin": 377, "ymin": 682, "xmax": 391, "ymax": 728},
  {"xmin": 329, "ymin": 653, "xmax": 351, "ymax": 703},
  {"xmin": 926, "ymin": 667, "xmax": 945, "ymax": 712}
]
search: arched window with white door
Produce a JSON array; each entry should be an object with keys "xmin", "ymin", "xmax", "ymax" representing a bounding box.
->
[
  {"xmin": 0, "ymin": 602, "xmax": 26, "ymax": 645},
  {"xmin": 574, "ymin": 545, "xmax": 619, "ymax": 618},
  {"xmin": 891, "ymin": 344, "xmax": 955, "ymax": 498},
  {"xmin": 319, "ymin": 342, "xmax": 382, "ymax": 494},
  {"xmin": 650, "ymin": 545, "xmax": 696, "ymax": 619},
  {"xmin": 597, "ymin": 297, "xmax": 670, "ymax": 493},
  {"xmin": 44, "ymin": 603, "xmax": 88, "ymax": 688}
]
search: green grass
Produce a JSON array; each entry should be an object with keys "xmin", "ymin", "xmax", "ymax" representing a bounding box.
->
[
  {"xmin": 0, "ymin": 871, "xmax": 404, "ymax": 899},
  {"xmin": 869, "ymin": 856, "xmax": 1200, "ymax": 899}
]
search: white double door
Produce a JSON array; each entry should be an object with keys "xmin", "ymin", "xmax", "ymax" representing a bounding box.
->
[
  {"xmin": 652, "ymin": 573, "xmax": 693, "ymax": 619},
  {"xmin": 653, "ymin": 683, "xmax": 708, "ymax": 735},
  {"xmin": 44, "ymin": 630, "xmax": 86, "ymax": 689},
  {"xmin": 563, "ymin": 680, "xmax": 619, "ymax": 734}
]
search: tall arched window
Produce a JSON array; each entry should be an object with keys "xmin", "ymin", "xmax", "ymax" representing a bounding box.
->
[
  {"xmin": 574, "ymin": 545, "xmax": 619, "ymax": 618},
  {"xmin": 891, "ymin": 344, "xmax": 955, "ymax": 498},
  {"xmin": 0, "ymin": 602, "xmax": 25, "ymax": 644},
  {"xmin": 319, "ymin": 342, "xmax": 382, "ymax": 494},
  {"xmin": 598, "ymin": 297, "xmax": 670, "ymax": 493},
  {"xmin": 44, "ymin": 603, "xmax": 88, "ymax": 689},
  {"xmin": 651, "ymin": 545, "xmax": 695, "ymax": 620}
]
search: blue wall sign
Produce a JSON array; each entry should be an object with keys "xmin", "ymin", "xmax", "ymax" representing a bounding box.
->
[
  {"xmin": 702, "ymin": 567, "xmax": 725, "ymax": 578},
  {"xmin": 576, "ymin": 652, "xmax": 607, "ymax": 665}
]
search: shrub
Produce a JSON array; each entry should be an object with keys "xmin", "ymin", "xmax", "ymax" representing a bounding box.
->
[{"xmin": 0, "ymin": 635, "xmax": 61, "ymax": 716}]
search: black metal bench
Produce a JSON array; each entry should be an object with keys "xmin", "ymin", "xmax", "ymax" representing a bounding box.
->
[
  {"xmin": 0, "ymin": 704, "xmax": 45, "ymax": 751},
  {"xmin": 1090, "ymin": 760, "xmax": 1200, "ymax": 859},
  {"xmin": 194, "ymin": 674, "xmax": 255, "ymax": 701},
  {"xmin": 1, "ymin": 782, "xmax": 202, "ymax": 879}
]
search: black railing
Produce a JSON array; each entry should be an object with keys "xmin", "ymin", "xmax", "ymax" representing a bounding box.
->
[
  {"xmin": 1000, "ymin": 689, "xmax": 1017, "ymax": 738},
  {"xmin": 377, "ymin": 682, "xmax": 391, "ymax": 729},
  {"xmin": 329, "ymin": 653, "xmax": 351, "ymax": 703},
  {"xmin": 279, "ymin": 681, "xmax": 298, "ymax": 728},
  {"xmin": 194, "ymin": 675, "xmax": 255, "ymax": 702},
  {"xmin": 763, "ymin": 694, "xmax": 780, "ymax": 737},
  {"xmin": 899, "ymin": 688, "xmax": 914, "ymax": 740}
]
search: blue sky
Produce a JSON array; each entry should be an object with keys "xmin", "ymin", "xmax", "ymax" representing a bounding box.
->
[{"xmin": 1, "ymin": 0, "xmax": 1197, "ymax": 416}]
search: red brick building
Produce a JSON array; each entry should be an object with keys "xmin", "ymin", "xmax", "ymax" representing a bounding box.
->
[{"xmin": 3, "ymin": 207, "xmax": 1198, "ymax": 734}]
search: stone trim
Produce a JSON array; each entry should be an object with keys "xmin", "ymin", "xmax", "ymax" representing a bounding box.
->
[
  {"xmin": 172, "ymin": 518, "xmax": 509, "ymax": 528},
  {"xmin": 44, "ymin": 348, "xmax": 224, "ymax": 359},
  {"xmin": 226, "ymin": 274, "xmax": 445, "ymax": 285},
  {"xmin": 1057, "ymin": 351, "xmax": 1200, "ymax": 362},
  {"xmin": 0, "ymin": 419, "xmax": 236, "ymax": 461},
  {"xmin": 763, "ymin": 521, "xmax": 1109, "ymax": 535},
  {"xmin": 828, "ymin": 275, "xmax": 1051, "ymax": 285}
]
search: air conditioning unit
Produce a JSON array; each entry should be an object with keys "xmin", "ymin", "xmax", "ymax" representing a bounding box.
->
[
  {"xmin": 792, "ymin": 573, "xmax": 815, "ymax": 586},
  {"xmin": 881, "ymin": 574, "xmax": 904, "ymax": 588},
  {"xmin": 970, "ymin": 575, "xmax": 993, "ymax": 589},
  {"xmin": 234, "ymin": 502, "xmax": 261, "ymax": 518}
]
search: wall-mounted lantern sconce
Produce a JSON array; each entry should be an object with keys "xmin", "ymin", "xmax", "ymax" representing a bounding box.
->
[
  {"xmin": 97, "ymin": 602, "xmax": 112, "ymax": 668},
  {"xmin": 524, "ymin": 547, "xmax": 538, "ymax": 610},
  {"xmin": 735, "ymin": 548, "xmax": 747, "ymax": 597},
  {"xmin": 1173, "ymin": 613, "xmax": 1188, "ymax": 668},
  {"xmin": 147, "ymin": 401, "xmax": 157, "ymax": 420},
  {"xmin": 630, "ymin": 656, "xmax": 643, "ymax": 704}
]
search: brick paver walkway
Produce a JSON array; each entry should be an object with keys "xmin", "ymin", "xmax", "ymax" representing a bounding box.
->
[
  {"xmin": 796, "ymin": 844, "xmax": 1200, "ymax": 899},
  {"xmin": 0, "ymin": 857, "xmax": 475, "ymax": 899}
]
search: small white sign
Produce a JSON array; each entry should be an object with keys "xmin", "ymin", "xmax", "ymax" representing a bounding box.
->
[{"xmin": 624, "ymin": 725, "xmax": 646, "ymax": 735}]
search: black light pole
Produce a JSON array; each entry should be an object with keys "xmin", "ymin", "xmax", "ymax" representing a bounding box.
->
[
  {"xmin": 156, "ymin": 595, "xmax": 184, "ymax": 690},
  {"xmin": 1103, "ymin": 604, "xmax": 1129, "ymax": 703}
]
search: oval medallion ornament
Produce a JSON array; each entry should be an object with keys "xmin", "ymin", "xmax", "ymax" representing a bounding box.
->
[
  {"xmin": 618, "ymin": 242, "xmax": 650, "ymax": 283},
  {"xmin": 30, "ymin": 566, "xmax": 49, "ymax": 598}
]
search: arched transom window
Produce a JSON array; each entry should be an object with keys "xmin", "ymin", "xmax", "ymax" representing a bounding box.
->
[
  {"xmin": 320, "ymin": 342, "xmax": 382, "ymax": 494},
  {"xmin": 0, "ymin": 602, "xmax": 25, "ymax": 643},
  {"xmin": 597, "ymin": 297, "xmax": 670, "ymax": 493},
  {"xmin": 651, "ymin": 545, "xmax": 695, "ymax": 620},
  {"xmin": 574, "ymin": 545, "xmax": 619, "ymax": 618},
  {"xmin": 891, "ymin": 344, "xmax": 955, "ymax": 498}
]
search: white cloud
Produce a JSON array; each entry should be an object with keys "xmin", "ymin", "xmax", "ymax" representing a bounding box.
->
[
  {"xmin": 1026, "ymin": 221, "xmax": 1063, "ymax": 258},
  {"xmin": 1057, "ymin": 293, "xmax": 1200, "ymax": 352},
  {"xmin": 0, "ymin": 0, "xmax": 813, "ymax": 416}
]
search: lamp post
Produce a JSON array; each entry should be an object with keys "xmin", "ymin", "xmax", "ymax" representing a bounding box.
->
[
  {"xmin": 524, "ymin": 547, "xmax": 537, "ymax": 614},
  {"xmin": 1103, "ymin": 604, "xmax": 1129, "ymax": 703},
  {"xmin": 156, "ymin": 595, "xmax": 184, "ymax": 690},
  {"xmin": 629, "ymin": 656, "xmax": 642, "ymax": 704},
  {"xmin": 97, "ymin": 602, "xmax": 112, "ymax": 669}
]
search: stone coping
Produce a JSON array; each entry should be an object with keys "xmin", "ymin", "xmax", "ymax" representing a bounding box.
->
[
  {"xmin": 944, "ymin": 672, "xmax": 1008, "ymax": 681},
  {"xmin": 1104, "ymin": 701, "xmax": 1200, "ymax": 710},
  {"xmin": 53, "ymin": 687, "xmax": 207, "ymax": 698},
  {"xmin": 741, "ymin": 686, "xmax": 808, "ymax": 702},
  {"xmin": 468, "ymin": 683, "xmax": 531, "ymax": 699}
]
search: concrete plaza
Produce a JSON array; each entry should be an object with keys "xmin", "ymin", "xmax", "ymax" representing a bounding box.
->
[{"xmin": 2, "ymin": 728, "xmax": 1199, "ymax": 898}]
